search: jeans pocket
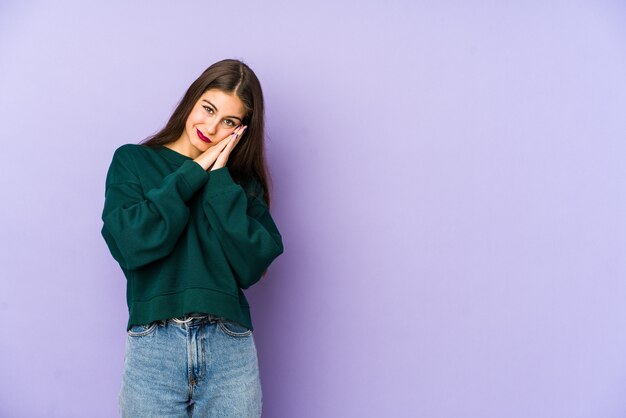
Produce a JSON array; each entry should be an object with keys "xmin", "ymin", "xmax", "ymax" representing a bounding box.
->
[
  {"xmin": 217, "ymin": 319, "xmax": 252, "ymax": 337},
  {"xmin": 127, "ymin": 321, "xmax": 158, "ymax": 337}
]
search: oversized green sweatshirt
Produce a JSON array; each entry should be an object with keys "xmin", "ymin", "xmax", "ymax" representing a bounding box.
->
[{"xmin": 100, "ymin": 144, "xmax": 284, "ymax": 331}]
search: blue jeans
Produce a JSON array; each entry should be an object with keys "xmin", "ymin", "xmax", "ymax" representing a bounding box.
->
[{"xmin": 119, "ymin": 314, "xmax": 262, "ymax": 417}]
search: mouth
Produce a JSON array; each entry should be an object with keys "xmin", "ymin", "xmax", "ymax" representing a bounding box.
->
[{"xmin": 196, "ymin": 128, "xmax": 212, "ymax": 143}]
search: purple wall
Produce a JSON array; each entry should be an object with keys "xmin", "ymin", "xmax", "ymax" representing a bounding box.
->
[{"xmin": 1, "ymin": 1, "xmax": 626, "ymax": 417}]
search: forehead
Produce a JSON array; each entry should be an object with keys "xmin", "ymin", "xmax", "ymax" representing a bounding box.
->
[{"xmin": 199, "ymin": 89, "xmax": 246, "ymax": 116}]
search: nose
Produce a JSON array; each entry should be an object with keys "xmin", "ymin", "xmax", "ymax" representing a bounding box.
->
[{"xmin": 204, "ymin": 117, "xmax": 220, "ymax": 135}]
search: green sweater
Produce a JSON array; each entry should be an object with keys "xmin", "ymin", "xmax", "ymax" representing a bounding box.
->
[{"xmin": 101, "ymin": 144, "xmax": 284, "ymax": 331}]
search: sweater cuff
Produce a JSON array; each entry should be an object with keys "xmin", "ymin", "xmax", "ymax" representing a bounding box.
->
[{"xmin": 179, "ymin": 160, "xmax": 209, "ymax": 200}]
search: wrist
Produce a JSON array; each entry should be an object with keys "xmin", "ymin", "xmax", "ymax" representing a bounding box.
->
[
  {"xmin": 210, "ymin": 163, "xmax": 224, "ymax": 171},
  {"xmin": 193, "ymin": 156, "xmax": 211, "ymax": 171}
]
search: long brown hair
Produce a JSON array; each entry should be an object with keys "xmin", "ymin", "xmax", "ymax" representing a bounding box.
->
[{"xmin": 141, "ymin": 59, "xmax": 272, "ymax": 208}]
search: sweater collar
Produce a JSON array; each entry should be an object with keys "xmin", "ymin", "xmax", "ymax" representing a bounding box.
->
[{"xmin": 156, "ymin": 145, "xmax": 192, "ymax": 166}]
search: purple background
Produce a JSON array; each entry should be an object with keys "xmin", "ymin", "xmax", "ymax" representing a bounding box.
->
[{"xmin": 1, "ymin": 1, "xmax": 626, "ymax": 417}]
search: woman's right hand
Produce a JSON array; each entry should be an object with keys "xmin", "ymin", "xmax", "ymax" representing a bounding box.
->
[{"xmin": 193, "ymin": 125, "xmax": 246, "ymax": 171}]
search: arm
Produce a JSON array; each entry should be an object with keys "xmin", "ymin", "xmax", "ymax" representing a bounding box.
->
[
  {"xmin": 202, "ymin": 167, "xmax": 284, "ymax": 289},
  {"xmin": 101, "ymin": 146, "xmax": 209, "ymax": 270}
]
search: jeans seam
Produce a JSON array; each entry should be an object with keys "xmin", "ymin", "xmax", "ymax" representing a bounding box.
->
[
  {"xmin": 217, "ymin": 320, "xmax": 253, "ymax": 337},
  {"xmin": 127, "ymin": 321, "xmax": 158, "ymax": 337}
]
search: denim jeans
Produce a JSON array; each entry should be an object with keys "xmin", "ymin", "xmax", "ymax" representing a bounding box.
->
[{"xmin": 119, "ymin": 314, "xmax": 262, "ymax": 417}]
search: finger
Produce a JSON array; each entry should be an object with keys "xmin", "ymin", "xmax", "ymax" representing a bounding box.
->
[
  {"xmin": 212, "ymin": 137, "xmax": 231, "ymax": 151},
  {"xmin": 227, "ymin": 126, "xmax": 244, "ymax": 145},
  {"xmin": 230, "ymin": 125, "xmax": 243, "ymax": 137},
  {"xmin": 211, "ymin": 126, "xmax": 241, "ymax": 158},
  {"xmin": 211, "ymin": 138, "xmax": 236, "ymax": 171},
  {"xmin": 231, "ymin": 125, "xmax": 246, "ymax": 144},
  {"xmin": 223, "ymin": 133, "xmax": 238, "ymax": 153},
  {"xmin": 234, "ymin": 125, "xmax": 245, "ymax": 137},
  {"xmin": 231, "ymin": 129, "xmax": 243, "ymax": 147},
  {"xmin": 203, "ymin": 137, "xmax": 230, "ymax": 163},
  {"xmin": 236, "ymin": 125, "xmax": 246, "ymax": 135}
]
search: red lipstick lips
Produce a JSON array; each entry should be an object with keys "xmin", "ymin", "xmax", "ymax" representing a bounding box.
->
[{"xmin": 196, "ymin": 129, "xmax": 212, "ymax": 143}]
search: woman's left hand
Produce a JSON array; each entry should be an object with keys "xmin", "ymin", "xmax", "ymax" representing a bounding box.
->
[{"xmin": 210, "ymin": 125, "xmax": 247, "ymax": 171}]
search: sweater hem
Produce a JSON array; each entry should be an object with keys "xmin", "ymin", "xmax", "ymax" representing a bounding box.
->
[{"xmin": 127, "ymin": 287, "xmax": 253, "ymax": 332}]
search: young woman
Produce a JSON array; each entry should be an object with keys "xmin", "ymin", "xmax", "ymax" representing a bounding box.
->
[{"xmin": 101, "ymin": 58, "xmax": 284, "ymax": 417}]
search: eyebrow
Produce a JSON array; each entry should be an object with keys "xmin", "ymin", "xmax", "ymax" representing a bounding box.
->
[{"xmin": 202, "ymin": 100, "xmax": 243, "ymax": 122}]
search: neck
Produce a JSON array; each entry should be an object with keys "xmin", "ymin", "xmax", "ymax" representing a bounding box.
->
[{"xmin": 165, "ymin": 135, "xmax": 200, "ymax": 159}]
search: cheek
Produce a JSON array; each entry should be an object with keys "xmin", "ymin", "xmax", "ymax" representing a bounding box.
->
[
  {"xmin": 186, "ymin": 109, "xmax": 204, "ymax": 127},
  {"xmin": 214, "ymin": 132, "xmax": 230, "ymax": 143},
  {"xmin": 212, "ymin": 128, "xmax": 234, "ymax": 143}
]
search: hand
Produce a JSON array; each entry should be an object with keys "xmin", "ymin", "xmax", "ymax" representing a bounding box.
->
[
  {"xmin": 210, "ymin": 125, "xmax": 247, "ymax": 171},
  {"xmin": 193, "ymin": 125, "xmax": 247, "ymax": 171}
]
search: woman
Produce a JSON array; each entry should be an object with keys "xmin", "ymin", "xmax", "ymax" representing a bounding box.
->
[{"xmin": 101, "ymin": 58, "xmax": 284, "ymax": 417}]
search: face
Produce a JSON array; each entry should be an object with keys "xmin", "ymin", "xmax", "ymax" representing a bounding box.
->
[{"xmin": 174, "ymin": 89, "xmax": 247, "ymax": 158}]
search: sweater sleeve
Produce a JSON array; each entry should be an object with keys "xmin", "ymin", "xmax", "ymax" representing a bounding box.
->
[
  {"xmin": 202, "ymin": 167, "xmax": 284, "ymax": 289},
  {"xmin": 101, "ymin": 145, "xmax": 209, "ymax": 270}
]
